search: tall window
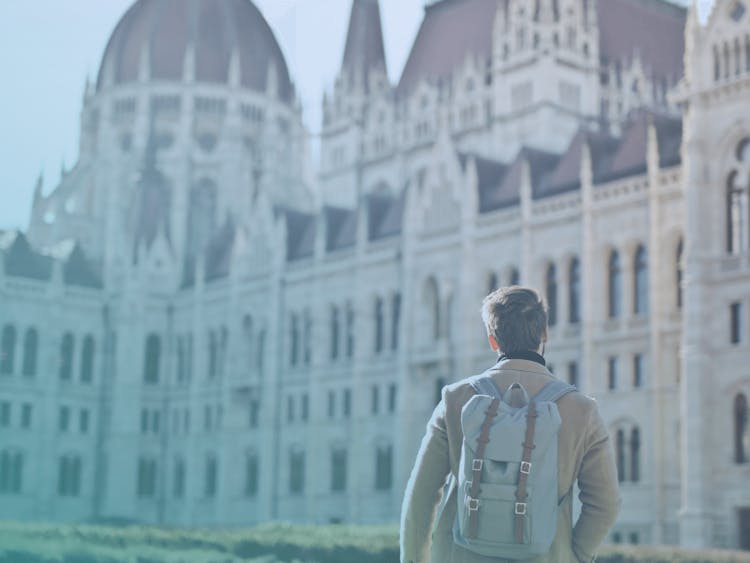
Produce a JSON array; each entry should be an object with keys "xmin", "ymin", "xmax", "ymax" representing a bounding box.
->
[
  {"xmin": 567, "ymin": 361, "xmax": 579, "ymax": 387},
  {"xmin": 303, "ymin": 311, "xmax": 312, "ymax": 365},
  {"xmin": 425, "ymin": 278, "xmax": 440, "ymax": 340},
  {"xmin": 731, "ymin": 302, "xmax": 743, "ymax": 344},
  {"xmin": 290, "ymin": 314, "xmax": 299, "ymax": 367},
  {"xmin": 634, "ymin": 245, "xmax": 649, "ymax": 315},
  {"xmin": 1, "ymin": 325, "xmax": 16, "ymax": 375},
  {"xmin": 0, "ymin": 402, "xmax": 8, "ymax": 427},
  {"xmin": 186, "ymin": 179, "xmax": 217, "ymax": 257},
  {"xmin": 204, "ymin": 455, "xmax": 217, "ymax": 498},
  {"xmin": 569, "ymin": 258, "xmax": 581, "ymax": 324},
  {"xmin": 509, "ymin": 268, "xmax": 520, "ymax": 286},
  {"xmin": 249, "ymin": 400, "xmax": 260, "ymax": 428},
  {"xmin": 388, "ymin": 383, "xmax": 397, "ymax": 413},
  {"xmin": 330, "ymin": 306, "xmax": 340, "ymax": 360},
  {"xmin": 633, "ymin": 354, "xmax": 643, "ymax": 388},
  {"xmin": 727, "ymin": 139, "xmax": 750, "ymax": 254},
  {"xmin": 345, "ymin": 304, "xmax": 355, "ymax": 359},
  {"xmin": 58, "ymin": 455, "xmax": 82, "ymax": 497},
  {"xmin": 343, "ymin": 388, "xmax": 351, "ymax": 418},
  {"xmin": 630, "ymin": 428, "xmax": 640, "ymax": 482},
  {"xmin": 173, "ymin": 458, "xmax": 185, "ymax": 498},
  {"xmin": 289, "ymin": 450, "xmax": 305, "ymax": 494},
  {"xmin": 616, "ymin": 429, "xmax": 626, "ymax": 482},
  {"xmin": 374, "ymin": 297, "xmax": 384, "ymax": 354},
  {"xmin": 242, "ymin": 315, "xmax": 254, "ymax": 372},
  {"xmin": 546, "ymin": 263, "xmax": 558, "ymax": 326},
  {"xmin": 608, "ymin": 251, "xmax": 622, "ymax": 318},
  {"xmin": 217, "ymin": 326, "xmax": 228, "ymax": 377},
  {"xmin": 375, "ymin": 445, "xmax": 393, "ymax": 490},
  {"xmin": 59, "ymin": 332, "xmax": 74, "ymax": 381},
  {"xmin": 21, "ymin": 328, "xmax": 38, "ymax": 377},
  {"xmin": 487, "ymin": 272, "xmax": 498, "ymax": 295},
  {"xmin": 371, "ymin": 385, "xmax": 380, "ymax": 415},
  {"xmin": 208, "ymin": 330, "xmax": 218, "ymax": 378},
  {"xmin": 736, "ymin": 393, "xmax": 749, "ymax": 464},
  {"xmin": 256, "ymin": 329, "xmax": 265, "ymax": 373},
  {"xmin": 391, "ymin": 293, "xmax": 401, "ymax": 350},
  {"xmin": 676, "ymin": 239, "xmax": 684, "ymax": 309},
  {"xmin": 143, "ymin": 333, "xmax": 161, "ymax": 384},
  {"xmin": 136, "ymin": 457, "xmax": 156, "ymax": 498},
  {"xmin": 245, "ymin": 453, "xmax": 259, "ymax": 497},
  {"xmin": 0, "ymin": 450, "xmax": 23, "ymax": 494},
  {"xmin": 331, "ymin": 448, "xmax": 347, "ymax": 492},
  {"xmin": 608, "ymin": 357, "xmax": 618, "ymax": 391},
  {"xmin": 327, "ymin": 391, "xmax": 335, "ymax": 418},
  {"xmin": 80, "ymin": 335, "xmax": 95, "ymax": 383}
]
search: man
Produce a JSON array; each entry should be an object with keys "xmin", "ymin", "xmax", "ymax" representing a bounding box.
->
[{"xmin": 400, "ymin": 286, "xmax": 620, "ymax": 562}]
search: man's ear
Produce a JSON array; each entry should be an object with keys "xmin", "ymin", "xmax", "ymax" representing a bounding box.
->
[{"xmin": 488, "ymin": 334, "xmax": 499, "ymax": 352}]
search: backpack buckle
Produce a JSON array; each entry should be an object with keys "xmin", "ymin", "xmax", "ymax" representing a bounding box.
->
[
  {"xmin": 520, "ymin": 461, "xmax": 532, "ymax": 474},
  {"xmin": 468, "ymin": 497, "xmax": 480, "ymax": 511},
  {"xmin": 472, "ymin": 459, "xmax": 483, "ymax": 471},
  {"xmin": 514, "ymin": 502, "xmax": 527, "ymax": 515}
]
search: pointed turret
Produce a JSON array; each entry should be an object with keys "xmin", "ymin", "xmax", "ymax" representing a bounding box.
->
[{"xmin": 340, "ymin": 0, "xmax": 387, "ymax": 93}]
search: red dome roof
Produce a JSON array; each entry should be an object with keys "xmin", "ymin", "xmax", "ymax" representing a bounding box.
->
[{"xmin": 97, "ymin": 0, "xmax": 294, "ymax": 102}]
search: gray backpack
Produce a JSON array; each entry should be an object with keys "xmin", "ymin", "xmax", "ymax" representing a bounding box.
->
[{"xmin": 452, "ymin": 375, "xmax": 576, "ymax": 559}]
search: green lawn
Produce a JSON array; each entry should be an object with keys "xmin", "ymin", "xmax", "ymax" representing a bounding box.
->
[{"xmin": 0, "ymin": 522, "xmax": 748, "ymax": 563}]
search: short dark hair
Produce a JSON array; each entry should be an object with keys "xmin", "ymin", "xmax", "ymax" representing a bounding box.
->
[{"xmin": 481, "ymin": 286, "xmax": 547, "ymax": 354}]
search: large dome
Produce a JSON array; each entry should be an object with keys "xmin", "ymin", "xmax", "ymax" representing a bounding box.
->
[{"xmin": 96, "ymin": 0, "xmax": 294, "ymax": 102}]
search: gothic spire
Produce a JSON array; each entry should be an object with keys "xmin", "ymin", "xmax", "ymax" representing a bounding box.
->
[{"xmin": 340, "ymin": 0, "xmax": 387, "ymax": 93}]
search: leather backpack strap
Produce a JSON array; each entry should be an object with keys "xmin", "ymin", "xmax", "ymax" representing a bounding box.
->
[
  {"xmin": 466, "ymin": 397, "xmax": 500, "ymax": 539},
  {"xmin": 514, "ymin": 400, "xmax": 538, "ymax": 543}
]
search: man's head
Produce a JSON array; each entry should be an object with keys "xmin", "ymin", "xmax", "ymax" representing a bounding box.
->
[{"xmin": 481, "ymin": 286, "xmax": 548, "ymax": 355}]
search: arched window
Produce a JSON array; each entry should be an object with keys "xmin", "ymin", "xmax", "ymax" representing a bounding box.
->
[
  {"xmin": 634, "ymin": 245, "xmax": 649, "ymax": 315},
  {"xmin": 546, "ymin": 264, "xmax": 558, "ymax": 326},
  {"xmin": 616, "ymin": 429, "xmax": 626, "ymax": 482},
  {"xmin": 424, "ymin": 278, "xmax": 440, "ymax": 340},
  {"xmin": 630, "ymin": 427, "xmax": 640, "ymax": 482},
  {"xmin": 608, "ymin": 251, "xmax": 622, "ymax": 318},
  {"xmin": 727, "ymin": 139, "xmax": 750, "ymax": 254},
  {"xmin": 176, "ymin": 336, "xmax": 185, "ymax": 383},
  {"xmin": 375, "ymin": 444, "xmax": 393, "ymax": 490},
  {"xmin": 303, "ymin": 311, "xmax": 312, "ymax": 365},
  {"xmin": 186, "ymin": 179, "xmax": 217, "ymax": 257},
  {"xmin": 242, "ymin": 315, "xmax": 254, "ymax": 371},
  {"xmin": 374, "ymin": 297, "xmax": 384, "ymax": 354},
  {"xmin": 59, "ymin": 332, "xmax": 74, "ymax": 381},
  {"xmin": 218, "ymin": 326, "xmax": 228, "ymax": 377},
  {"xmin": 736, "ymin": 393, "xmax": 748, "ymax": 464},
  {"xmin": 58, "ymin": 454, "xmax": 82, "ymax": 497},
  {"xmin": 1, "ymin": 325, "xmax": 16, "ymax": 375},
  {"xmin": 714, "ymin": 45, "xmax": 721, "ymax": 81},
  {"xmin": 136, "ymin": 457, "xmax": 156, "ymax": 498},
  {"xmin": 245, "ymin": 452, "xmax": 259, "ymax": 497},
  {"xmin": 569, "ymin": 258, "xmax": 581, "ymax": 324},
  {"xmin": 205, "ymin": 455, "xmax": 217, "ymax": 497},
  {"xmin": 80, "ymin": 335, "xmax": 95, "ymax": 383},
  {"xmin": 676, "ymin": 239, "xmax": 684, "ymax": 309},
  {"xmin": 330, "ymin": 306, "xmax": 340, "ymax": 360},
  {"xmin": 22, "ymin": 328, "xmax": 38, "ymax": 377},
  {"xmin": 143, "ymin": 333, "xmax": 161, "ymax": 384}
]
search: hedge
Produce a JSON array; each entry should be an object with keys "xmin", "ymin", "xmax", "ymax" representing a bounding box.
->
[{"xmin": 0, "ymin": 522, "xmax": 748, "ymax": 562}]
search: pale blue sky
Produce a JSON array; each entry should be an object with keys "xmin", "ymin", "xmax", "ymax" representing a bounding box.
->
[{"xmin": 0, "ymin": 0, "xmax": 707, "ymax": 231}]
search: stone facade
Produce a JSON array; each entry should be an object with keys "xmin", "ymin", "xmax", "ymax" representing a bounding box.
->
[{"xmin": 0, "ymin": 0, "xmax": 749, "ymax": 551}]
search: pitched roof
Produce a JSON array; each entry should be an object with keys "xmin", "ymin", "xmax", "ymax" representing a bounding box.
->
[
  {"xmin": 367, "ymin": 191, "xmax": 404, "ymax": 241},
  {"xmin": 596, "ymin": 112, "xmax": 650, "ymax": 184},
  {"xmin": 597, "ymin": 0, "xmax": 686, "ymax": 80},
  {"xmin": 459, "ymin": 154, "xmax": 512, "ymax": 213},
  {"xmin": 283, "ymin": 209, "xmax": 316, "ymax": 261},
  {"xmin": 1, "ymin": 231, "xmax": 102, "ymax": 288},
  {"xmin": 397, "ymin": 0, "xmax": 503, "ymax": 97},
  {"xmin": 324, "ymin": 206, "xmax": 357, "ymax": 252},
  {"xmin": 341, "ymin": 0, "xmax": 387, "ymax": 92}
]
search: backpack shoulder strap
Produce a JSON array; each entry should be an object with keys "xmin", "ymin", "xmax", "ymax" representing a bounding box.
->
[
  {"xmin": 469, "ymin": 375, "xmax": 503, "ymax": 399},
  {"xmin": 534, "ymin": 379, "xmax": 576, "ymax": 403}
]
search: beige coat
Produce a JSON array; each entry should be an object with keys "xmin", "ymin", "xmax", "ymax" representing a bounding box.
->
[{"xmin": 400, "ymin": 359, "xmax": 621, "ymax": 563}]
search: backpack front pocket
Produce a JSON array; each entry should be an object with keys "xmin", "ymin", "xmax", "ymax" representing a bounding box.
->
[{"xmin": 460, "ymin": 482, "xmax": 531, "ymax": 545}]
